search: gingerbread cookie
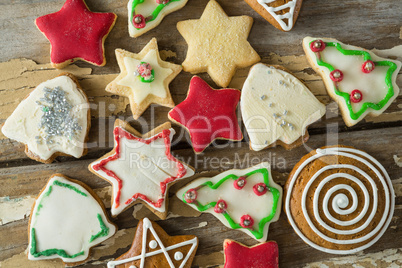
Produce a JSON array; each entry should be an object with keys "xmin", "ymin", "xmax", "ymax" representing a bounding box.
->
[
  {"xmin": 89, "ymin": 119, "xmax": 194, "ymax": 219},
  {"xmin": 241, "ymin": 63, "xmax": 326, "ymax": 151},
  {"xmin": 35, "ymin": 0, "xmax": 117, "ymax": 69},
  {"xmin": 284, "ymin": 146, "xmax": 395, "ymax": 254},
  {"xmin": 176, "ymin": 162, "xmax": 282, "ymax": 242},
  {"xmin": 224, "ymin": 239, "xmax": 279, "ymax": 268},
  {"xmin": 107, "ymin": 217, "xmax": 198, "ymax": 268},
  {"xmin": 177, "ymin": 0, "xmax": 261, "ymax": 87},
  {"xmin": 168, "ymin": 76, "xmax": 243, "ymax": 154},
  {"xmin": 303, "ymin": 37, "xmax": 401, "ymax": 126},
  {"xmin": 128, "ymin": 0, "xmax": 188, "ymax": 37},
  {"xmin": 245, "ymin": 0, "xmax": 302, "ymax": 31},
  {"xmin": 28, "ymin": 174, "xmax": 116, "ymax": 264},
  {"xmin": 106, "ymin": 38, "xmax": 181, "ymax": 119},
  {"xmin": 1, "ymin": 73, "xmax": 90, "ymax": 163}
]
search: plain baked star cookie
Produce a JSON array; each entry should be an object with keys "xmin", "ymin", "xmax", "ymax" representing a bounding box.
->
[
  {"xmin": 177, "ymin": 0, "xmax": 261, "ymax": 87},
  {"xmin": 106, "ymin": 38, "xmax": 181, "ymax": 119},
  {"xmin": 35, "ymin": 0, "xmax": 117, "ymax": 69},
  {"xmin": 89, "ymin": 119, "xmax": 194, "ymax": 219},
  {"xmin": 168, "ymin": 76, "xmax": 243, "ymax": 154}
]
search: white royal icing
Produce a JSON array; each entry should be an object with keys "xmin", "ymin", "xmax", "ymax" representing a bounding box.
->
[
  {"xmin": 128, "ymin": 0, "xmax": 188, "ymax": 38},
  {"xmin": 28, "ymin": 175, "xmax": 116, "ymax": 263},
  {"xmin": 117, "ymin": 49, "xmax": 173, "ymax": 105},
  {"xmin": 241, "ymin": 63, "xmax": 326, "ymax": 151},
  {"xmin": 90, "ymin": 127, "xmax": 194, "ymax": 216},
  {"xmin": 303, "ymin": 37, "xmax": 401, "ymax": 126},
  {"xmin": 176, "ymin": 162, "xmax": 282, "ymax": 242},
  {"xmin": 285, "ymin": 147, "xmax": 395, "ymax": 254},
  {"xmin": 257, "ymin": 0, "xmax": 297, "ymax": 31},
  {"xmin": 107, "ymin": 218, "xmax": 198, "ymax": 268},
  {"xmin": 1, "ymin": 76, "xmax": 89, "ymax": 161}
]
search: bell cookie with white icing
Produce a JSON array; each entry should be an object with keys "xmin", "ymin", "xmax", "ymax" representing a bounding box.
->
[
  {"xmin": 244, "ymin": 0, "xmax": 303, "ymax": 31},
  {"xmin": 106, "ymin": 38, "xmax": 181, "ymax": 119},
  {"xmin": 28, "ymin": 174, "xmax": 116, "ymax": 265},
  {"xmin": 284, "ymin": 145, "xmax": 395, "ymax": 254},
  {"xmin": 128, "ymin": 0, "xmax": 188, "ymax": 38},
  {"xmin": 303, "ymin": 37, "xmax": 401, "ymax": 127},
  {"xmin": 89, "ymin": 119, "xmax": 195, "ymax": 219},
  {"xmin": 107, "ymin": 217, "xmax": 198, "ymax": 268},
  {"xmin": 1, "ymin": 73, "xmax": 90, "ymax": 163},
  {"xmin": 241, "ymin": 63, "xmax": 326, "ymax": 151},
  {"xmin": 176, "ymin": 162, "xmax": 282, "ymax": 242}
]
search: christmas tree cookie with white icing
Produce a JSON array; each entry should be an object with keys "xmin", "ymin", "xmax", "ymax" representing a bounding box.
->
[
  {"xmin": 176, "ymin": 162, "xmax": 282, "ymax": 242},
  {"xmin": 28, "ymin": 174, "xmax": 116, "ymax": 264},
  {"xmin": 303, "ymin": 37, "xmax": 401, "ymax": 126},
  {"xmin": 107, "ymin": 218, "xmax": 198, "ymax": 268},
  {"xmin": 106, "ymin": 38, "xmax": 182, "ymax": 119},
  {"xmin": 244, "ymin": 0, "xmax": 303, "ymax": 31},
  {"xmin": 1, "ymin": 73, "xmax": 90, "ymax": 163},
  {"xmin": 128, "ymin": 0, "xmax": 188, "ymax": 37},
  {"xmin": 241, "ymin": 63, "xmax": 326, "ymax": 151},
  {"xmin": 89, "ymin": 119, "xmax": 195, "ymax": 219}
]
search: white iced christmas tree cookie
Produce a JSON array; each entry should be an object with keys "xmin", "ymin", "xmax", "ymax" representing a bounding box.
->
[
  {"xmin": 128, "ymin": 0, "xmax": 188, "ymax": 37},
  {"xmin": 241, "ymin": 63, "xmax": 326, "ymax": 151},
  {"xmin": 28, "ymin": 174, "xmax": 116, "ymax": 264},
  {"xmin": 176, "ymin": 162, "xmax": 282, "ymax": 242},
  {"xmin": 1, "ymin": 73, "xmax": 90, "ymax": 163},
  {"xmin": 303, "ymin": 37, "xmax": 401, "ymax": 126}
]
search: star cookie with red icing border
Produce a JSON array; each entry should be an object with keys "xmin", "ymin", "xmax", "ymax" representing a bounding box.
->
[
  {"xmin": 107, "ymin": 218, "xmax": 198, "ymax": 268},
  {"xmin": 106, "ymin": 38, "xmax": 181, "ymax": 119},
  {"xmin": 88, "ymin": 119, "xmax": 194, "ymax": 219},
  {"xmin": 35, "ymin": 0, "xmax": 117, "ymax": 69},
  {"xmin": 168, "ymin": 76, "xmax": 243, "ymax": 154},
  {"xmin": 224, "ymin": 239, "xmax": 279, "ymax": 268}
]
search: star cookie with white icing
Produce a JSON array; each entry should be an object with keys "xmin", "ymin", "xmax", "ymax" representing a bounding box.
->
[
  {"xmin": 241, "ymin": 63, "xmax": 326, "ymax": 151},
  {"xmin": 28, "ymin": 174, "xmax": 116, "ymax": 265},
  {"xmin": 106, "ymin": 38, "xmax": 181, "ymax": 119},
  {"xmin": 107, "ymin": 218, "xmax": 198, "ymax": 268},
  {"xmin": 89, "ymin": 119, "xmax": 194, "ymax": 219},
  {"xmin": 1, "ymin": 73, "xmax": 90, "ymax": 163},
  {"xmin": 177, "ymin": 0, "xmax": 260, "ymax": 87}
]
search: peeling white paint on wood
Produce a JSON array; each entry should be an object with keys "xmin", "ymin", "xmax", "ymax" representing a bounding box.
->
[
  {"xmin": 0, "ymin": 196, "xmax": 35, "ymax": 225},
  {"xmin": 393, "ymin": 155, "xmax": 402, "ymax": 167},
  {"xmin": 184, "ymin": 221, "xmax": 208, "ymax": 231}
]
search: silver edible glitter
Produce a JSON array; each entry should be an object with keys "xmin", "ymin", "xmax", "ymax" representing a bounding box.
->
[
  {"xmin": 260, "ymin": 95, "xmax": 266, "ymax": 100},
  {"xmin": 257, "ymin": 185, "xmax": 265, "ymax": 192},
  {"xmin": 283, "ymin": 110, "xmax": 288, "ymax": 115},
  {"xmin": 268, "ymin": 102, "xmax": 273, "ymax": 107},
  {"xmin": 279, "ymin": 80, "xmax": 285, "ymax": 85},
  {"xmin": 37, "ymin": 87, "xmax": 81, "ymax": 144},
  {"xmin": 218, "ymin": 202, "xmax": 226, "ymax": 209},
  {"xmin": 237, "ymin": 179, "xmax": 245, "ymax": 187}
]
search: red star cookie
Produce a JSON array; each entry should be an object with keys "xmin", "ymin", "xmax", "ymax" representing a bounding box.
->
[
  {"xmin": 35, "ymin": 0, "xmax": 117, "ymax": 69},
  {"xmin": 168, "ymin": 76, "xmax": 243, "ymax": 154},
  {"xmin": 223, "ymin": 239, "xmax": 279, "ymax": 268}
]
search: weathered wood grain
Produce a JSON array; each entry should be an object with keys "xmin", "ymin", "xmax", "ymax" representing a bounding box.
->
[{"xmin": 0, "ymin": 0, "xmax": 401, "ymax": 267}]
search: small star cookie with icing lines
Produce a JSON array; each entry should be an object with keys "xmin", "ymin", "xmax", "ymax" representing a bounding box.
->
[
  {"xmin": 177, "ymin": 0, "xmax": 261, "ymax": 87},
  {"xmin": 106, "ymin": 38, "xmax": 182, "ymax": 119}
]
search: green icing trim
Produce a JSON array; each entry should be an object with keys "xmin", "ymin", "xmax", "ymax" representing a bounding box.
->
[
  {"xmin": 311, "ymin": 40, "xmax": 398, "ymax": 121},
  {"xmin": 30, "ymin": 228, "xmax": 85, "ymax": 258},
  {"xmin": 53, "ymin": 180, "xmax": 87, "ymax": 197},
  {"xmin": 181, "ymin": 168, "xmax": 280, "ymax": 240},
  {"xmin": 90, "ymin": 214, "xmax": 110, "ymax": 242},
  {"xmin": 130, "ymin": 0, "xmax": 181, "ymax": 29}
]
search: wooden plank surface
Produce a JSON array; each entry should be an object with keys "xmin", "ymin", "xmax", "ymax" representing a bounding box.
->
[{"xmin": 0, "ymin": 0, "xmax": 401, "ymax": 267}]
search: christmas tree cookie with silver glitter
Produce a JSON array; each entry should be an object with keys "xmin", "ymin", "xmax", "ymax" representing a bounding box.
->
[{"xmin": 1, "ymin": 73, "xmax": 90, "ymax": 163}]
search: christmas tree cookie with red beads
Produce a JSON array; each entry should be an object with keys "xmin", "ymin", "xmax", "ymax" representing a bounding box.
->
[
  {"xmin": 176, "ymin": 162, "xmax": 282, "ymax": 242},
  {"xmin": 128, "ymin": 0, "xmax": 188, "ymax": 37},
  {"xmin": 303, "ymin": 37, "xmax": 401, "ymax": 126}
]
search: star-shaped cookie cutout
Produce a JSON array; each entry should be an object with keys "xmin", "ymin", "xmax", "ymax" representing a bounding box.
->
[
  {"xmin": 106, "ymin": 38, "xmax": 182, "ymax": 119},
  {"xmin": 107, "ymin": 218, "xmax": 198, "ymax": 268},
  {"xmin": 35, "ymin": 0, "xmax": 117, "ymax": 69},
  {"xmin": 223, "ymin": 239, "xmax": 279, "ymax": 268},
  {"xmin": 88, "ymin": 119, "xmax": 194, "ymax": 219},
  {"xmin": 177, "ymin": 0, "xmax": 260, "ymax": 87},
  {"xmin": 168, "ymin": 76, "xmax": 243, "ymax": 154}
]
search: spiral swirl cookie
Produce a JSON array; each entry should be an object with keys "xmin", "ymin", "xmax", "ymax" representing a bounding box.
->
[{"xmin": 284, "ymin": 146, "xmax": 395, "ymax": 254}]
